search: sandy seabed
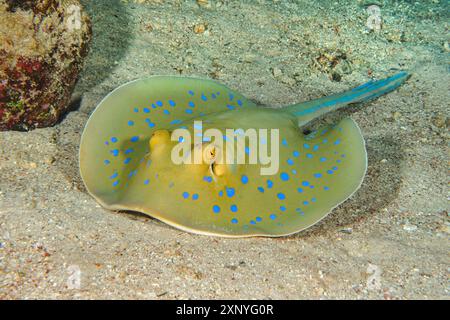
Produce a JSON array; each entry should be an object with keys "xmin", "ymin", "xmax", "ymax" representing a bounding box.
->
[{"xmin": 0, "ymin": 0, "xmax": 448, "ymax": 299}]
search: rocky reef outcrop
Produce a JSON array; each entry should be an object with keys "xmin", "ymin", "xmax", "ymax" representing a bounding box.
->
[{"xmin": 0, "ymin": 0, "xmax": 92, "ymax": 130}]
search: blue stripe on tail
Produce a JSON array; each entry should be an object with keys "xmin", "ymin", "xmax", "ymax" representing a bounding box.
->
[
  {"xmin": 350, "ymin": 71, "xmax": 407, "ymax": 92},
  {"xmin": 293, "ymin": 72, "xmax": 409, "ymax": 116}
]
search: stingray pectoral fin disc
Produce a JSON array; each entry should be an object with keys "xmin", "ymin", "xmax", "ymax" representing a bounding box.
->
[
  {"xmin": 209, "ymin": 117, "xmax": 367, "ymax": 237},
  {"xmin": 272, "ymin": 117, "xmax": 368, "ymax": 235},
  {"xmin": 79, "ymin": 74, "xmax": 367, "ymax": 237},
  {"xmin": 93, "ymin": 116, "xmax": 366, "ymax": 237},
  {"xmin": 79, "ymin": 76, "xmax": 255, "ymax": 208},
  {"xmin": 196, "ymin": 116, "xmax": 368, "ymax": 237}
]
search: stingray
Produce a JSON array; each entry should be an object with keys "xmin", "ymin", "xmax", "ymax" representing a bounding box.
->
[{"xmin": 79, "ymin": 71, "xmax": 409, "ymax": 237}]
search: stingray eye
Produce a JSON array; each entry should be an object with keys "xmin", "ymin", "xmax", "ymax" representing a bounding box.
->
[
  {"xmin": 211, "ymin": 163, "xmax": 228, "ymax": 177},
  {"xmin": 203, "ymin": 144, "xmax": 220, "ymax": 164},
  {"xmin": 149, "ymin": 129, "xmax": 170, "ymax": 150}
]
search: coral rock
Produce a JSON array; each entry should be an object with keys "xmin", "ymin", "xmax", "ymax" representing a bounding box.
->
[{"xmin": 0, "ymin": 0, "xmax": 92, "ymax": 131}]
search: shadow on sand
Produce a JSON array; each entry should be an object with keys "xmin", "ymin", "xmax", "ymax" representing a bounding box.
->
[{"xmin": 76, "ymin": 0, "xmax": 133, "ymax": 96}]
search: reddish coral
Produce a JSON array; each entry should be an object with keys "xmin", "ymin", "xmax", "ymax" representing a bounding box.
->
[{"xmin": 0, "ymin": 0, "xmax": 92, "ymax": 131}]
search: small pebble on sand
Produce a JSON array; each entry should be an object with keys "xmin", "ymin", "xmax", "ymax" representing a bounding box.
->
[
  {"xmin": 193, "ymin": 23, "xmax": 206, "ymax": 34},
  {"xmin": 403, "ymin": 224, "xmax": 418, "ymax": 232}
]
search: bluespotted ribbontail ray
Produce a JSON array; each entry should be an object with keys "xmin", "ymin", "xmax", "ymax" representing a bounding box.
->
[{"xmin": 79, "ymin": 72, "xmax": 409, "ymax": 237}]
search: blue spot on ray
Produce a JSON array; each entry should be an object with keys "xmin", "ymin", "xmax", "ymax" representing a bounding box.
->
[
  {"xmin": 110, "ymin": 172, "xmax": 118, "ymax": 179},
  {"xmin": 280, "ymin": 172, "xmax": 289, "ymax": 181},
  {"xmin": 226, "ymin": 187, "xmax": 235, "ymax": 198},
  {"xmin": 145, "ymin": 118, "xmax": 155, "ymax": 127}
]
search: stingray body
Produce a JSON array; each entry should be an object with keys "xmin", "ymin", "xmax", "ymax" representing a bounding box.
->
[{"xmin": 79, "ymin": 72, "xmax": 409, "ymax": 237}]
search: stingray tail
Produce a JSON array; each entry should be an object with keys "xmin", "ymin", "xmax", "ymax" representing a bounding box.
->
[{"xmin": 285, "ymin": 71, "xmax": 410, "ymax": 125}]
